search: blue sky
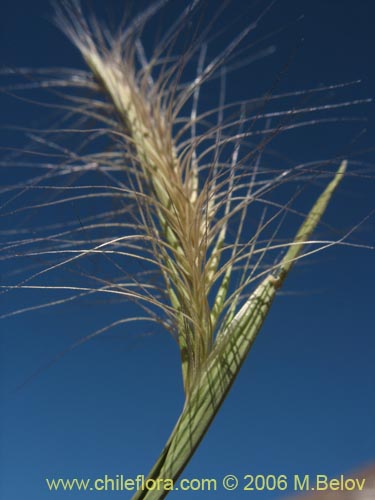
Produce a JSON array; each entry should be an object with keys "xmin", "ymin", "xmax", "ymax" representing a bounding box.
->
[{"xmin": 0, "ymin": 1, "xmax": 374, "ymax": 499}]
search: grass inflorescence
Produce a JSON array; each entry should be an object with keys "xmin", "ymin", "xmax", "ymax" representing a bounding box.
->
[{"xmin": 1, "ymin": 1, "xmax": 373, "ymax": 498}]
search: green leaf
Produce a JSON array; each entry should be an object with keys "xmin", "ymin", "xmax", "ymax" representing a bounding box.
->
[{"xmin": 131, "ymin": 162, "xmax": 347, "ymax": 500}]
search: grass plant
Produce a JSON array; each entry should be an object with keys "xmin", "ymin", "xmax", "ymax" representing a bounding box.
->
[{"xmin": 1, "ymin": 1, "xmax": 373, "ymax": 499}]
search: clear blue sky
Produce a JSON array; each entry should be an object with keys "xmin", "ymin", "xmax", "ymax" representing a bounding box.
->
[{"xmin": 1, "ymin": 1, "xmax": 374, "ymax": 499}]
